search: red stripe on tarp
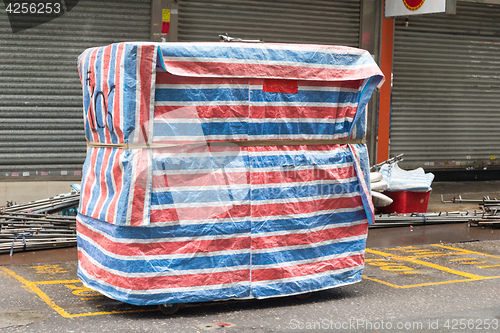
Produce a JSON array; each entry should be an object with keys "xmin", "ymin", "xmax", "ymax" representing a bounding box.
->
[
  {"xmin": 247, "ymin": 144, "xmax": 350, "ymax": 153},
  {"xmin": 80, "ymin": 147, "xmax": 99, "ymax": 215},
  {"xmin": 298, "ymin": 79, "xmax": 363, "ymax": 89},
  {"xmin": 78, "ymin": 221, "xmax": 251, "ymax": 256},
  {"xmin": 101, "ymin": 45, "xmax": 112, "ymax": 144},
  {"xmin": 106, "ymin": 149, "xmax": 124, "ymax": 223},
  {"xmin": 252, "ymin": 196, "xmax": 364, "ymax": 218},
  {"xmin": 129, "ymin": 149, "xmax": 150, "ymax": 226},
  {"xmin": 78, "ymin": 251, "xmax": 250, "ymax": 290},
  {"xmin": 251, "ymin": 253, "xmax": 364, "ymax": 282},
  {"xmin": 155, "ymin": 105, "xmax": 356, "ymax": 122},
  {"xmin": 92, "ymin": 147, "xmax": 112, "ymax": 218},
  {"xmin": 164, "ymin": 61, "xmax": 381, "ymax": 82},
  {"xmin": 152, "ymin": 171, "xmax": 248, "ymax": 189},
  {"xmin": 252, "ymin": 222, "xmax": 368, "ymax": 250},
  {"xmin": 112, "ymin": 43, "xmax": 125, "ymax": 143},
  {"xmin": 248, "ymin": 105, "xmax": 357, "ymax": 120},
  {"xmin": 156, "ymin": 71, "xmax": 362, "ymax": 89},
  {"xmin": 156, "ymin": 71, "xmax": 249, "ymax": 85},
  {"xmin": 154, "ymin": 104, "xmax": 249, "ymax": 120},
  {"xmin": 250, "ymin": 166, "xmax": 356, "ymax": 185},
  {"xmin": 137, "ymin": 44, "xmax": 156, "ymax": 143},
  {"xmin": 150, "ymin": 204, "xmax": 250, "ymax": 223}
]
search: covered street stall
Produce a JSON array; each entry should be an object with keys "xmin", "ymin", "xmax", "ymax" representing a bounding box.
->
[{"xmin": 76, "ymin": 42, "xmax": 383, "ymax": 307}]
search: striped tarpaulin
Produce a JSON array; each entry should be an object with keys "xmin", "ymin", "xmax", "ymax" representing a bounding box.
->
[{"xmin": 76, "ymin": 42, "xmax": 383, "ymax": 305}]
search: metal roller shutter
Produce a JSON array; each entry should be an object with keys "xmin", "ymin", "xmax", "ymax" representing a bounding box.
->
[
  {"xmin": 177, "ymin": 0, "xmax": 361, "ymax": 47},
  {"xmin": 0, "ymin": 0, "xmax": 151, "ymax": 179},
  {"xmin": 391, "ymin": 1, "xmax": 500, "ymax": 170}
]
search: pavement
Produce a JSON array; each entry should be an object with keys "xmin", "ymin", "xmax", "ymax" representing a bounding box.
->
[{"xmin": 0, "ymin": 181, "xmax": 499, "ymax": 332}]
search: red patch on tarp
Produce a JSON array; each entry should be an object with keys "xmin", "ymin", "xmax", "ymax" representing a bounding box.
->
[{"xmin": 263, "ymin": 79, "xmax": 298, "ymax": 94}]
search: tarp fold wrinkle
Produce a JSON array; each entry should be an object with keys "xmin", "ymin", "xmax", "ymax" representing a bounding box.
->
[{"xmin": 77, "ymin": 42, "xmax": 383, "ymax": 305}]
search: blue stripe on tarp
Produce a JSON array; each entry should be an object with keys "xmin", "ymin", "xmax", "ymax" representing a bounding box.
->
[
  {"xmin": 249, "ymin": 121, "xmax": 351, "ymax": 136},
  {"xmin": 115, "ymin": 149, "xmax": 134, "ymax": 224},
  {"xmin": 93, "ymin": 47, "xmax": 107, "ymax": 143},
  {"xmin": 251, "ymin": 180, "xmax": 359, "ymax": 202},
  {"xmin": 77, "ymin": 213, "xmax": 251, "ymax": 239},
  {"xmin": 251, "ymin": 237, "xmax": 366, "ymax": 266},
  {"xmin": 150, "ymin": 180, "xmax": 358, "ymax": 206},
  {"xmin": 155, "ymin": 88, "xmax": 359, "ymax": 104},
  {"xmin": 158, "ymin": 44, "xmax": 372, "ymax": 67},
  {"xmin": 78, "ymin": 266, "xmax": 251, "ymax": 306},
  {"xmin": 151, "ymin": 188, "xmax": 251, "ymax": 205},
  {"xmin": 251, "ymin": 208, "xmax": 366, "ymax": 234},
  {"xmin": 248, "ymin": 150, "xmax": 353, "ymax": 169},
  {"xmin": 251, "ymin": 268, "xmax": 363, "ymax": 298},
  {"xmin": 153, "ymin": 121, "xmax": 248, "ymax": 137},
  {"xmin": 77, "ymin": 235, "xmax": 251, "ymax": 273},
  {"xmin": 155, "ymin": 88, "xmax": 249, "ymax": 102},
  {"xmin": 152, "ymin": 150, "xmax": 352, "ymax": 171},
  {"xmin": 80, "ymin": 50, "xmax": 94, "ymax": 142},
  {"xmin": 153, "ymin": 121, "xmax": 351, "ymax": 137},
  {"xmin": 153, "ymin": 154, "xmax": 248, "ymax": 171},
  {"xmin": 250, "ymin": 89, "xmax": 359, "ymax": 104},
  {"xmin": 122, "ymin": 43, "xmax": 138, "ymax": 143}
]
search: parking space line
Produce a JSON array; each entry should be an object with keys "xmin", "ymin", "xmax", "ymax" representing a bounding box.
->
[
  {"xmin": 0, "ymin": 267, "xmax": 156, "ymax": 318},
  {"xmin": 364, "ymin": 245, "xmax": 500, "ymax": 289},
  {"xmin": 362, "ymin": 276, "xmax": 481, "ymax": 289},
  {"xmin": 431, "ymin": 244, "xmax": 500, "ymax": 260},
  {"xmin": 1, "ymin": 267, "xmax": 72, "ymax": 318},
  {"xmin": 365, "ymin": 248, "xmax": 485, "ymax": 279}
]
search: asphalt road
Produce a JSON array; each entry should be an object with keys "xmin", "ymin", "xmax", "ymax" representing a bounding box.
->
[{"xmin": 1, "ymin": 230, "xmax": 499, "ymax": 333}]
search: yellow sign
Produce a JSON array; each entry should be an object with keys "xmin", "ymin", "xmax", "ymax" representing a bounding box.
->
[{"xmin": 162, "ymin": 9, "xmax": 170, "ymax": 22}]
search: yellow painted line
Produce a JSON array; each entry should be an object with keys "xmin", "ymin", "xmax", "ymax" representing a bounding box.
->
[
  {"xmin": 0, "ymin": 267, "xmax": 156, "ymax": 318},
  {"xmin": 35, "ymin": 279, "xmax": 81, "ymax": 285},
  {"xmin": 406, "ymin": 252, "xmax": 464, "ymax": 259},
  {"xmin": 478, "ymin": 264, "xmax": 500, "ymax": 268},
  {"xmin": 366, "ymin": 248, "xmax": 485, "ymax": 279},
  {"xmin": 1, "ymin": 267, "xmax": 73, "ymax": 318},
  {"xmin": 362, "ymin": 275, "xmax": 486, "ymax": 289},
  {"xmin": 431, "ymin": 244, "xmax": 500, "ymax": 260}
]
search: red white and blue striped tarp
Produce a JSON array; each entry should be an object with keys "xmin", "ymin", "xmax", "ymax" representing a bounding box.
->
[{"xmin": 76, "ymin": 42, "xmax": 384, "ymax": 305}]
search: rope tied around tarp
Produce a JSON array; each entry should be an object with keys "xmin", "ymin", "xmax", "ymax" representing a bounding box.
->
[{"xmin": 87, "ymin": 138, "xmax": 367, "ymax": 149}]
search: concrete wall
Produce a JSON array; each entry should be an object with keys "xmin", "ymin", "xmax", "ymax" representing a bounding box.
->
[{"xmin": 0, "ymin": 181, "xmax": 78, "ymax": 207}]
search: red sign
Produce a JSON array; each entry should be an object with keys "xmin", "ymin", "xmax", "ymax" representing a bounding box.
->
[
  {"xmin": 161, "ymin": 21, "xmax": 170, "ymax": 34},
  {"xmin": 263, "ymin": 79, "xmax": 298, "ymax": 94},
  {"xmin": 403, "ymin": 0, "xmax": 425, "ymax": 11}
]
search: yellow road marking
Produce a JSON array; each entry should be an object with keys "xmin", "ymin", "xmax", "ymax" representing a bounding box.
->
[
  {"xmin": 0, "ymin": 267, "xmax": 155, "ymax": 318},
  {"xmin": 431, "ymin": 244, "xmax": 500, "ymax": 260},
  {"xmin": 365, "ymin": 248, "xmax": 484, "ymax": 279},
  {"xmin": 1, "ymin": 267, "xmax": 73, "ymax": 318},
  {"xmin": 36, "ymin": 279, "xmax": 81, "ymax": 285},
  {"xmin": 362, "ymin": 275, "xmax": 497, "ymax": 289},
  {"xmin": 479, "ymin": 264, "xmax": 500, "ymax": 268}
]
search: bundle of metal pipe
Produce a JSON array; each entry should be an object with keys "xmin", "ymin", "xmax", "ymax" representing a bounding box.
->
[
  {"xmin": 0, "ymin": 212, "xmax": 77, "ymax": 255},
  {"xmin": 371, "ymin": 212, "xmax": 480, "ymax": 228},
  {"xmin": 2, "ymin": 192, "xmax": 80, "ymax": 215},
  {"xmin": 1, "ymin": 192, "xmax": 79, "ymax": 255}
]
